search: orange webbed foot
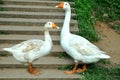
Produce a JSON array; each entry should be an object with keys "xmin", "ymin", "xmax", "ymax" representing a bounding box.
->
[
  {"xmin": 27, "ymin": 63, "xmax": 40, "ymax": 76},
  {"xmin": 76, "ymin": 64, "xmax": 87, "ymax": 73},
  {"xmin": 28, "ymin": 68, "xmax": 40, "ymax": 76},
  {"xmin": 76, "ymin": 68, "xmax": 85, "ymax": 73},
  {"xmin": 31, "ymin": 68, "xmax": 40, "ymax": 76},
  {"xmin": 64, "ymin": 64, "xmax": 87, "ymax": 74},
  {"xmin": 64, "ymin": 70, "xmax": 76, "ymax": 74}
]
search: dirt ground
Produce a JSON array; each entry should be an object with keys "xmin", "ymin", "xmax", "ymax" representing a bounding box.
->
[{"xmin": 94, "ymin": 22, "xmax": 120, "ymax": 65}]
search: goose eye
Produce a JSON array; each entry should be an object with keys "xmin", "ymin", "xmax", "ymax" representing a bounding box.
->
[
  {"xmin": 49, "ymin": 23, "xmax": 51, "ymax": 25},
  {"xmin": 65, "ymin": 4, "xmax": 67, "ymax": 5}
]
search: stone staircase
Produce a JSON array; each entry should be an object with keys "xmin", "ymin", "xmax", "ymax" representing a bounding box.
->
[{"xmin": 0, "ymin": 0, "xmax": 83, "ymax": 80}]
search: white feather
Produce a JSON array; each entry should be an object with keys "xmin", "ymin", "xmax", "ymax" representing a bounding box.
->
[
  {"xmin": 3, "ymin": 22, "xmax": 58, "ymax": 63},
  {"xmin": 60, "ymin": 2, "xmax": 110, "ymax": 64}
]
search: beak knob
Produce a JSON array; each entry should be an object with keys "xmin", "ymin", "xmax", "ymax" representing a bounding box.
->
[
  {"xmin": 56, "ymin": 2, "xmax": 64, "ymax": 8},
  {"xmin": 52, "ymin": 22, "xmax": 59, "ymax": 29}
]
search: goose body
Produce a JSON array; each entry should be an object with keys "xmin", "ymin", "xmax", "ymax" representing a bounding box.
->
[
  {"xmin": 61, "ymin": 33, "xmax": 110, "ymax": 63},
  {"xmin": 3, "ymin": 22, "xmax": 59, "ymax": 75},
  {"xmin": 4, "ymin": 39, "xmax": 51, "ymax": 63},
  {"xmin": 56, "ymin": 2, "xmax": 110, "ymax": 74}
]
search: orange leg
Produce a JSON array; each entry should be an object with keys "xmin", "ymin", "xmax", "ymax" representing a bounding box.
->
[
  {"xmin": 64, "ymin": 63, "xmax": 78, "ymax": 74},
  {"xmin": 27, "ymin": 63, "xmax": 40, "ymax": 76},
  {"xmin": 76, "ymin": 64, "xmax": 87, "ymax": 73}
]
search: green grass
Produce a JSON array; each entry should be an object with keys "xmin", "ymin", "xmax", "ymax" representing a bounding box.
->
[
  {"xmin": 0, "ymin": 0, "xmax": 3, "ymax": 4},
  {"xmin": 58, "ymin": 60, "xmax": 120, "ymax": 80},
  {"xmin": 58, "ymin": 53, "xmax": 72, "ymax": 59},
  {"xmin": 0, "ymin": 0, "xmax": 3, "ymax": 11},
  {"xmin": 91, "ymin": 0, "xmax": 120, "ymax": 34},
  {"xmin": 74, "ymin": 0, "xmax": 99, "ymax": 42},
  {"xmin": 92, "ymin": 0, "xmax": 120, "ymax": 22},
  {"xmin": 0, "ymin": 0, "xmax": 4, "ymax": 35},
  {"xmin": 0, "ymin": 53, "xmax": 7, "ymax": 56},
  {"xmin": 81, "ymin": 64, "xmax": 120, "ymax": 80}
]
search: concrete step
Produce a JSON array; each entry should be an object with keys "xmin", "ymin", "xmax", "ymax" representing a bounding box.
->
[
  {"xmin": 0, "ymin": 18, "xmax": 77, "ymax": 26},
  {"xmin": 0, "ymin": 56, "xmax": 74, "ymax": 68},
  {"xmin": 0, "ymin": 34, "xmax": 60, "ymax": 44},
  {"xmin": 0, "ymin": 5, "xmax": 75, "ymax": 12},
  {"xmin": 0, "ymin": 44, "xmax": 65, "ymax": 56},
  {"xmin": 2, "ymin": 0, "xmax": 74, "ymax": 6},
  {"xmin": 0, "ymin": 25, "xmax": 78, "ymax": 35},
  {"xmin": 0, "ymin": 68, "xmax": 82, "ymax": 80},
  {"xmin": 0, "ymin": 11, "xmax": 76, "ymax": 19}
]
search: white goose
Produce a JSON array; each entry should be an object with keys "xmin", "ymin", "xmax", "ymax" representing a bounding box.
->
[
  {"xmin": 56, "ymin": 2, "xmax": 110, "ymax": 74},
  {"xmin": 3, "ymin": 22, "xmax": 59, "ymax": 75}
]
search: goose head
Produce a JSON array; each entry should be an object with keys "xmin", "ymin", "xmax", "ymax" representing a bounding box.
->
[
  {"xmin": 56, "ymin": 2, "xmax": 70, "ymax": 11},
  {"xmin": 44, "ymin": 22, "xmax": 59, "ymax": 29}
]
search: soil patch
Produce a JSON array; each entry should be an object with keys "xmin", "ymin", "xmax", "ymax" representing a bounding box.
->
[{"xmin": 95, "ymin": 22, "xmax": 120, "ymax": 65}]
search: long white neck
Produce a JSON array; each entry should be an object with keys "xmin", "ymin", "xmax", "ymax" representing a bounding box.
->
[
  {"xmin": 44, "ymin": 28, "xmax": 52, "ymax": 44},
  {"xmin": 61, "ymin": 7, "xmax": 71, "ymax": 37}
]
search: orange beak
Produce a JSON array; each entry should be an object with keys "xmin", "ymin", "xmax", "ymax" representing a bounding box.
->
[
  {"xmin": 56, "ymin": 2, "xmax": 64, "ymax": 8},
  {"xmin": 52, "ymin": 22, "xmax": 59, "ymax": 29}
]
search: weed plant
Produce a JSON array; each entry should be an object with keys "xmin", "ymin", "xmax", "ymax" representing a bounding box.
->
[
  {"xmin": 58, "ymin": 53, "xmax": 72, "ymax": 59},
  {"xmin": 74, "ymin": 0, "xmax": 99, "ymax": 42},
  {"xmin": 92, "ymin": 0, "xmax": 120, "ymax": 22},
  {"xmin": 92, "ymin": 0, "xmax": 120, "ymax": 34},
  {"xmin": 0, "ymin": 0, "xmax": 3, "ymax": 11},
  {"xmin": 0, "ymin": 0, "xmax": 3, "ymax": 4}
]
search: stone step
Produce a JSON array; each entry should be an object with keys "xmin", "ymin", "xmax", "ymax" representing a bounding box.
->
[
  {"xmin": 0, "ymin": 25, "xmax": 78, "ymax": 35},
  {"xmin": 0, "ymin": 11, "xmax": 76, "ymax": 19},
  {"xmin": 0, "ymin": 68, "xmax": 82, "ymax": 80},
  {"xmin": 0, "ymin": 34, "xmax": 60, "ymax": 44},
  {"xmin": 0, "ymin": 44, "xmax": 65, "ymax": 56},
  {"xmin": 0, "ymin": 18, "xmax": 77, "ymax": 26},
  {"xmin": 2, "ymin": 0, "xmax": 74, "ymax": 6},
  {"xmin": 0, "ymin": 56, "xmax": 73, "ymax": 68},
  {"xmin": 0, "ymin": 5, "xmax": 75, "ymax": 12}
]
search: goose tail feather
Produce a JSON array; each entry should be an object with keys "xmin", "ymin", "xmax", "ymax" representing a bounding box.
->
[
  {"xmin": 99, "ymin": 54, "xmax": 110, "ymax": 59},
  {"xmin": 3, "ymin": 48, "xmax": 13, "ymax": 53}
]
